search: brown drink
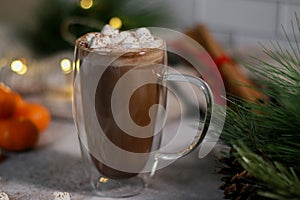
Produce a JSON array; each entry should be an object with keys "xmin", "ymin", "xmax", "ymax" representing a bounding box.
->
[{"xmin": 75, "ymin": 26, "xmax": 166, "ymax": 179}]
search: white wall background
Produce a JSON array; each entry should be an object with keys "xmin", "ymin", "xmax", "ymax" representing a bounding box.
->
[{"xmin": 162, "ymin": 0, "xmax": 300, "ymax": 50}]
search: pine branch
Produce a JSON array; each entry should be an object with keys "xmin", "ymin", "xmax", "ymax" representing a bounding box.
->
[
  {"xmin": 219, "ymin": 15, "xmax": 300, "ymax": 199},
  {"xmin": 233, "ymin": 142, "xmax": 300, "ymax": 200}
]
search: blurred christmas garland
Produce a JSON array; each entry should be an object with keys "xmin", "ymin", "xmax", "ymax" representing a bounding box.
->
[
  {"xmin": 219, "ymin": 16, "xmax": 300, "ymax": 200},
  {"xmin": 19, "ymin": 0, "xmax": 169, "ymax": 57}
]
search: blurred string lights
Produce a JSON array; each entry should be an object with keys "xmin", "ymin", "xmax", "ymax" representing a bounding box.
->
[
  {"xmin": 22, "ymin": 0, "xmax": 166, "ymax": 56},
  {"xmin": 7, "ymin": 58, "xmax": 72, "ymax": 76},
  {"xmin": 79, "ymin": 0, "xmax": 122, "ymax": 29},
  {"xmin": 3, "ymin": 0, "xmax": 123, "ymax": 78}
]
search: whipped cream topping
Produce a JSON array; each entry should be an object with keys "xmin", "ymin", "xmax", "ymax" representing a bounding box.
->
[{"xmin": 81, "ymin": 24, "xmax": 163, "ymax": 52}]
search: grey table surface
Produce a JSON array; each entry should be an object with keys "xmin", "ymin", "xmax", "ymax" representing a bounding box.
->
[{"xmin": 0, "ymin": 119, "xmax": 224, "ymax": 200}]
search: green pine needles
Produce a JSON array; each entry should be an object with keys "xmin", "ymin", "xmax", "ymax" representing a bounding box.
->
[{"xmin": 220, "ymin": 16, "xmax": 300, "ymax": 199}]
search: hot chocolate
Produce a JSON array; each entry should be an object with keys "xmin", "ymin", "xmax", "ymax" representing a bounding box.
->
[{"xmin": 76, "ymin": 25, "xmax": 166, "ymax": 179}]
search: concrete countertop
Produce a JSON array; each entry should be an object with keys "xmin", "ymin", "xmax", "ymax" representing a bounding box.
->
[{"xmin": 0, "ymin": 119, "xmax": 224, "ymax": 200}]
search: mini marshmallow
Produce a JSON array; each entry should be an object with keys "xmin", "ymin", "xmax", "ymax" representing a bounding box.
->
[
  {"xmin": 53, "ymin": 192, "xmax": 71, "ymax": 200},
  {"xmin": 138, "ymin": 35, "xmax": 154, "ymax": 44},
  {"xmin": 0, "ymin": 192, "xmax": 9, "ymax": 200},
  {"xmin": 134, "ymin": 27, "xmax": 151, "ymax": 38},
  {"xmin": 101, "ymin": 24, "xmax": 119, "ymax": 36},
  {"xmin": 111, "ymin": 31, "xmax": 130, "ymax": 44},
  {"xmin": 85, "ymin": 33, "xmax": 96, "ymax": 43},
  {"xmin": 122, "ymin": 36, "xmax": 138, "ymax": 45}
]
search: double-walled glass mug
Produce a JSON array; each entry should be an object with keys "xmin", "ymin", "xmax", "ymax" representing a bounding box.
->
[{"xmin": 72, "ymin": 31, "xmax": 214, "ymax": 197}]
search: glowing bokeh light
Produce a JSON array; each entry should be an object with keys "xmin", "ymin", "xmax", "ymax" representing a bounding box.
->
[
  {"xmin": 80, "ymin": 0, "xmax": 93, "ymax": 9},
  {"xmin": 60, "ymin": 58, "xmax": 72, "ymax": 74},
  {"xmin": 109, "ymin": 17, "xmax": 122, "ymax": 29},
  {"xmin": 11, "ymin": 60, "xmax": 27, "ymax": 75}
]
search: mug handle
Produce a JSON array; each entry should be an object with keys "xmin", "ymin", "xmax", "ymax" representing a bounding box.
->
[{"xmin": 151, "ymin": 73, "xmax": 213, "ymax": 175}]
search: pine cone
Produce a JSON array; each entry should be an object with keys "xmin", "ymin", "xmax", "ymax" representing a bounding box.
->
[{"xmin": 218, "ymin": 156, "xmax": 267, "ymax": 200}]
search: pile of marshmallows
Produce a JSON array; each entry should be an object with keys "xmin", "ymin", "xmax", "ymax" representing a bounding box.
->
[{"xmin": 85, "ymin": 25, "xmax": 163, "ymax": 51}]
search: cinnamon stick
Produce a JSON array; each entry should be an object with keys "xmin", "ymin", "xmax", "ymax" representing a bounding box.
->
[{"xmin": 187, "ymin": 24, "xmax": 267, "ymax": 103}]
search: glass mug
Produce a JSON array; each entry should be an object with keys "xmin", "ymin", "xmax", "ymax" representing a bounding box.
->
[{"xmin": 72, "ymin": 35, "xmax": 213, "ymax": 197}]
